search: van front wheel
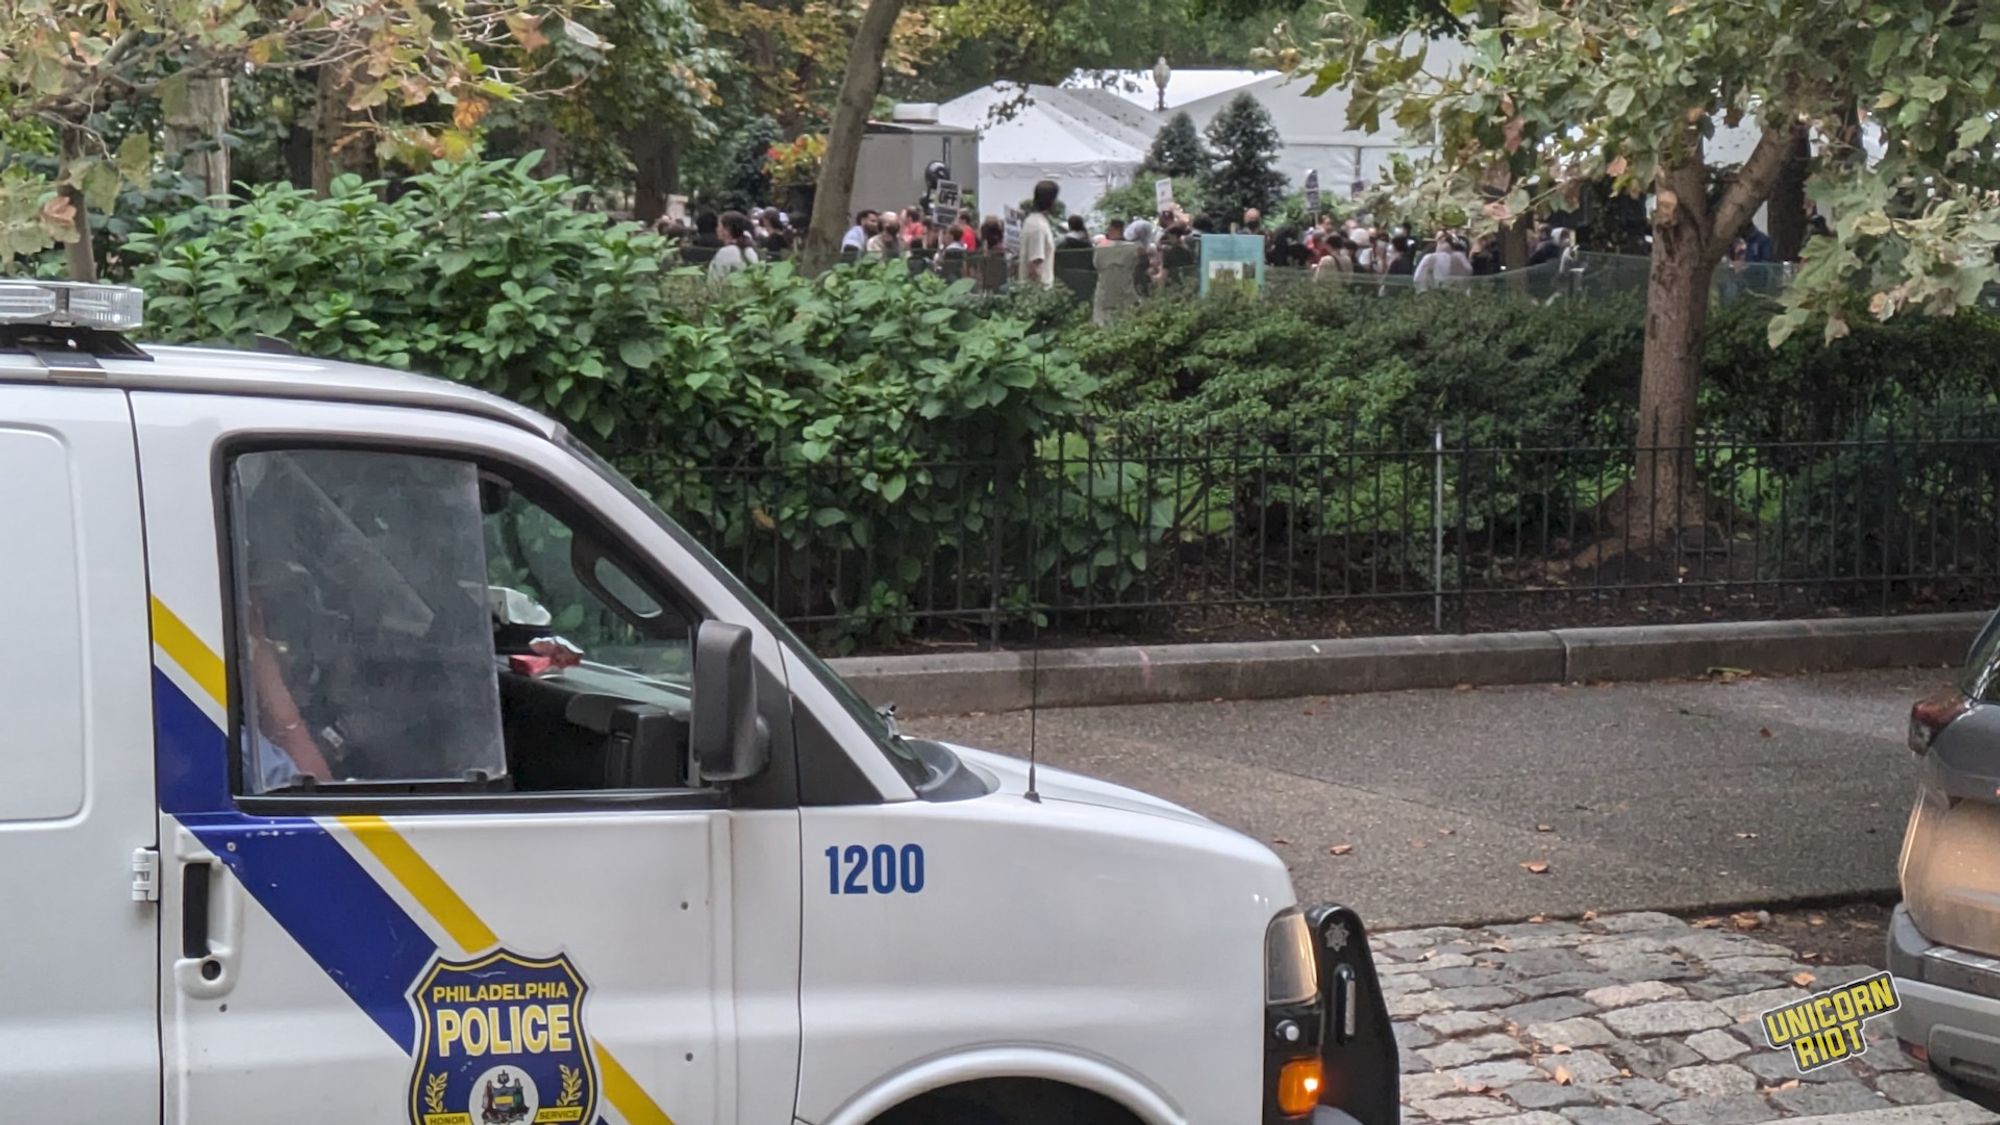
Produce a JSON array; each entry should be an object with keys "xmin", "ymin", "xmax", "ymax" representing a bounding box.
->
[{"xmin": 870, "ymin": 1078, "xmax": 1140, "ymax": 1125}]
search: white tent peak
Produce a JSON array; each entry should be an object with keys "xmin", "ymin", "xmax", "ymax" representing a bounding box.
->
[
  {"xmin": 938, "ymin": 83, "xmax": 1164, "ymax": 215},
  {"xmin": 1067, "ymin": 68, "xmax": 1273, "ymax": 111}
]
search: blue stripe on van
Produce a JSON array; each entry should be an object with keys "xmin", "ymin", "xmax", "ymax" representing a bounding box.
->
[
  {"xmin": 154, "ymin": 667, "xmax": 230, "ymax": 815},
  {"xmin": 157, "ymin": 667, "xmax": 437, "ymax": 1049},
  {"xmin": 186, "ymin": 815, "xmax": 439, "ymax": 1050}
]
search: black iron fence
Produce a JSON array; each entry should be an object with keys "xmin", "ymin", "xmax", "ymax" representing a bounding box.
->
[{"xmin": 650, "ymin": 417, "xmax": 2000, "ymax": 653}]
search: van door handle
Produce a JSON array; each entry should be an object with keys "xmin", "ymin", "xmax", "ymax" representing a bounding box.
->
[{"xmin": 173, "ymin": 857, "xmax": 242, "ymax": 999}]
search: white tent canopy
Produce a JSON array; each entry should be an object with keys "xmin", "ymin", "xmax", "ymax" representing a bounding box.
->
[
  {"xmin": 937, "ymin": 84, "xmax": 1163, "ymax": 217},
  {"xmin": 949, "ymin": 53, "xmax": 1882, "ymax": 227}
]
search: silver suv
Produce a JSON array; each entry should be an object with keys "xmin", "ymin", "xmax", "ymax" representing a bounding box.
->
[{"xmin": 1891, "ymin": 611, "xmax": 2000, "ymax": 1108}]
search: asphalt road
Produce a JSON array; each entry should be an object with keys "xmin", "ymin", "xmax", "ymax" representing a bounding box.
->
[{"xmin": 907, "ymin": 668, "xmax": 1953, "ymax": 929}]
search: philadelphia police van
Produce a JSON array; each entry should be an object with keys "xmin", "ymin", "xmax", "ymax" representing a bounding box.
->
[{"xmin": 0, "ymin": 281, "xmax": 1398, "ymax": 1125}]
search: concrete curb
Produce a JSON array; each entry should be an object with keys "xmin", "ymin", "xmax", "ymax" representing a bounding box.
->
[{"xmin": 829, "ymin": 611, "xmax": 1990, "ymax": 715}]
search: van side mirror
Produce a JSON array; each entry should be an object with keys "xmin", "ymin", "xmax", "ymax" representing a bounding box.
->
[{"xmin": 691, "ymin": 620, "xmax": 766, "ymax": 782}]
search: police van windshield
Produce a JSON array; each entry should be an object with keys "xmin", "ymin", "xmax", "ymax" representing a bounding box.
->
[{"xmin": 560, "ymin": 434, "xmax": 931, "ymax": 789}]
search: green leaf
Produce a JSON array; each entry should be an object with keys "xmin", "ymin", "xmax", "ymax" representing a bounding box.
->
[
  {"xmin": 1959, "ymin": 116, "xmax": 1993, "ymax": 151},
  {"xmin": 158, "ymin": 72, "xmax": 192, "ymax": 121},
  {"xmin": 82, "ymin": 161, "xmax": 120, "ymax": 213},
  {"xmin": 881, "ymin": 474, "xmax": 907, "ymax": 503},
  {"xmin": 1910, "ymin": 75, "xmax": 1950, "ymax": 103},
  {"xmin": 1605, "ymin": 84, "xmax": 1636, "ymax": 117},
  {"xmin": 116, "ymin": 133, "xmax": 152, "ymax": 185},
  {"xmin": 618, "ymin": 338, "xmax": 657, "ymax": 368}
]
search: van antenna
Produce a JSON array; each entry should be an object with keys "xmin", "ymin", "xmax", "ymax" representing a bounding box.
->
[
  {"xmin": 1026, "ymin": 616, "xmax": 1042, "ymax": 803},
  {"xmin": 1025, "ymin": 465, "xmax": 1042, "ymax": 804}
]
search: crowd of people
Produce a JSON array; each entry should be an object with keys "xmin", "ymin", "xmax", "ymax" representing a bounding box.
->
[{"xmin": 653, "ymin": 178, "xmax": 1636, "ymax": 319}]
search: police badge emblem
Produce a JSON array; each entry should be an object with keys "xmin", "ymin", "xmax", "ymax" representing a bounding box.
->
[{"xmin": 408, "ymin": 949, "xmax": 598, "ymax": 1125}]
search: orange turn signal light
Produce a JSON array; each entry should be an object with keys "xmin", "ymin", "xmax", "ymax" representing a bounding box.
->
[{"xmin": 1277, "ymin": 1057, "xmax": 1324, "ymax": 1116}]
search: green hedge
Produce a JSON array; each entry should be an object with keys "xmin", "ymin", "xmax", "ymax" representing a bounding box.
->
[{"xmin": 107, "ymin": 157, "xmax": 2000, "ymax": 645}]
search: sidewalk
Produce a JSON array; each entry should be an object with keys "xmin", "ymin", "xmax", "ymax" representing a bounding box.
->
[{"xmin": 1376, "ymin": 912, "xmax": 1990, "ymax": 1124}]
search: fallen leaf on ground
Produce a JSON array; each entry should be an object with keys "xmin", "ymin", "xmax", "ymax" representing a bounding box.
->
[
  {"xmin": 1807, "ymin": 913, "xmax": 1828, "ymax": 926},
  {"xmin": 1792, "ymin": 971, "xmax": 1817, "ymax": 987},
  {"xmin": 1692, "ymin": 917, "xmax": 1724, "ymax": 929},
  {"xmin": 1520, "ymin": 860, "xmax": 1551, "ymax": 875},
  {"xmin": 1419, "ymin": 949, "xmax": 1436, "ymax": 961},
  {"xmin": 1708, "ymin": 665, "xmax": 1753, "ymax": 681},
  {"xmin": 1272, "ymin": 837, "xmax": 1291, "ymax": 845},
  {"xmin": 1329, "ymin": 843, "xmax": 1354, "ymax": 856},
  {"xmin": 1439, "ymin": 827, "xmax": 1457, "ymax": 836},
  {"xmin": 1528, "ymin": 914, "xmax": 1548, "ymax": 923},
  {"xmin": 1302, "ymin": 709, "xmax": 1318, "ymax": 716},
  {"xmin": 1455, "ymin": 683, "xmax": 1473, "ymax": 692},
  {"xmin": 1536, "ymin": 824, "xmax": 1553, "ymax": 833},
  {"xmin": 1776, "ymin": 1078, "xmax": 1801, "ymax": 1090},
  {"xmin": 1852, "ymin": 919, "xmax": 1882, "ymax": 931},
  {"xmin": 1735, "ymin": 832, "xmax": 1759, "ymax": 839},
  {"xmin": 1759, "ymin": 727, "xmax": 1773, "ymax": 737},
  {"xmin": 1550, "ymin": 1043, "xmax": 1572, "ymax": 1054},
  {"xmin": 1552, "ymin": 1065, "xmax": 1572, "ymax": 1085},
  {"xmin": 1732, "ymin": 911, "xmax": 1766, "ymax": 930},
  {"xmin": 1581, "ymin": 910, "xmax": 1598, "ymax": 921}
]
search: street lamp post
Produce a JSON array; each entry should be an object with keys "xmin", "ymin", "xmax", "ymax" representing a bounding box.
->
[{"xmin": 1151, "ymin": 56, "xmax": 1171, "ymax": 111}]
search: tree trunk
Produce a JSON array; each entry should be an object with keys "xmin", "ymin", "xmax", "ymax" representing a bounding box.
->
[
  {"xmin": 1767, "ymin": 129, "xmax": 1812, "ymax": 262},
  {"xmin": 631, "ymin": 125, "xmax": 681, "ymax": 223},
  {"xmin": 164, "ymin": 73, "xmax": 232, "ymax": 201},
  {"xmin": 311, "ymin": 67, "xmax": 375, "ymax": 194},
  {"xmin": 284, "ymin": 123, "xmax": 315, "ymax": 189},
  {"xmin": 1634, "ymin": 182, "xmax": 1710, "ymax": 542},
  {"xmin": 1629, "ymin": 125, "xmax": 1804, "ymax": 541},
  {"xmin": 59, "ymin": 124, "xmax": 97, "ymax": 283},
  {"xmin": 800, "ymin": 0, "xmax": 908, "ymax": 274}
]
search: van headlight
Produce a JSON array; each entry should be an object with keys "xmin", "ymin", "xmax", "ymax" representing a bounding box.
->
[{"xmin": 1266, "ymin": 907, "xmax": 1319, "ymax": 1005}]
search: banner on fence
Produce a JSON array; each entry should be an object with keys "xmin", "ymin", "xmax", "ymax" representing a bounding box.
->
[{"xmin": 1198, "ymin": 233, "xmax": 1266, "ymax": 297}]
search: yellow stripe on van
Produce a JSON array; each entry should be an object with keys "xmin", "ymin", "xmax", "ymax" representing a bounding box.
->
[
  {"xmin": 337, "ymin": 814, "xmax": 501, "ymax": 954},
  {"xmin": 339, "ymin": 814, "xmax": 679, "ymax": 1125},
  {"xmin": 595, "ymin": 1044, "xmax": 675, "ymax": 1125},
  {"xmin": 150, "ymin": 595, "xmax": 227, "ymax": 708}
]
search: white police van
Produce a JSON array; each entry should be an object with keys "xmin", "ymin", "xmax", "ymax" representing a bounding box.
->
[{"xmin": 0, "ymin": 281, "xmax": 1398, "ymax": 1125}]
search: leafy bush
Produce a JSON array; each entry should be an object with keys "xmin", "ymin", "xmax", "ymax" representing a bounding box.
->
[
  {"xmin": 124, "ymin": 157, "xmax": 1123, "ymax": 649},
  {"xmin": 1702, "ymin": 295, "xmax": 2000, "ymax": 441},
  {"xmin": 618, "ymin": 262, "xmax": 1121, "ymax": 649},
  {"xmin": 127, "ymin": 155, "xmax": 675, "ymax": 442},
  {"xmin": 1093, "ymin": 175, "xmax": 1204, "ymax": 224}
]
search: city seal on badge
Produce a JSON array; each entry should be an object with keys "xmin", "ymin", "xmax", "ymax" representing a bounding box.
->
[{"xmin": 408, "ymin": 949, "xmax": 598, "ymax": 1125}]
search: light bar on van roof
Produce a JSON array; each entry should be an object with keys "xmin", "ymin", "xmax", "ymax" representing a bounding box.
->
[{"xmin": 0, "ymin": 280, "xmax": 143, "ymax": 331}]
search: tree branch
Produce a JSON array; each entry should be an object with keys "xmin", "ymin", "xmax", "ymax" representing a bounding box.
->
[{"xmin": 1711, "ymin": 120, "xmax": 1807, "ymax": 260}]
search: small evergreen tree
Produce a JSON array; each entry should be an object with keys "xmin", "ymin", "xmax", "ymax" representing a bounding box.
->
[
  {"xmin": 1199, "ymin": 93, "xmax": 1288, "ymax": 223},
  {"xmin": 1144, "ymin": 112, "xmax": 1207, "ymax": 179}
]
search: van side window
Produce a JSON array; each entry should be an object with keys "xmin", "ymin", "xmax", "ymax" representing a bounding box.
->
[{"xmin": 228, "ymin": 448, "xmax": 696, "ymax": 798}]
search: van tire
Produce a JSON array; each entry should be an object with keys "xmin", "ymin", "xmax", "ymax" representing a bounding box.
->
[{"xmin": 870, "ymin": 1078, "xmax": 1139, "ymax": 1125}]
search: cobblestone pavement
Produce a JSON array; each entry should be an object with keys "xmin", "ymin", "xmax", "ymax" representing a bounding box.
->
[{"xmin": 1375, "ymin": 912, "xmax": 1997, "ymax": 1125}]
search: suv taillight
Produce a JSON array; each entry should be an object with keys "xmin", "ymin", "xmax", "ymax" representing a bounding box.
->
[{"xmin": 1910, "ymin": 691, "xmax": 1972, "ymax": 755}]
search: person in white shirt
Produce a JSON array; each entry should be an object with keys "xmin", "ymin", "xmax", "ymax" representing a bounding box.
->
[
  {"xmin": 709, "ymin": 211, "xmax": 760, "ymax": 280},
  {"xmin": 1411, "ymin": 233, "xmax": 1474, "ymax": 291},
  {"xmin": 841, "ymin": 209, "xmax": 877, "ymax": 254},
  {"xmin": 1018, "ymin": 180, "xmax": 1059, "ymax": 287}
]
